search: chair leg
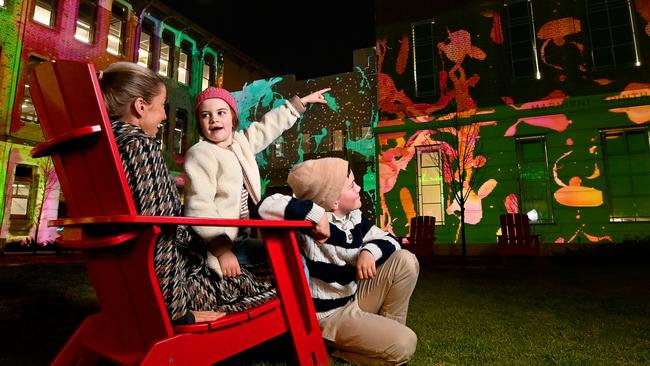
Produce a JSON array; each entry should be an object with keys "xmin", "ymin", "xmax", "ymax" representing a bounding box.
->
[{"xmin": 51, "ymin": 315, "xmax": 103, "ymax": 366}]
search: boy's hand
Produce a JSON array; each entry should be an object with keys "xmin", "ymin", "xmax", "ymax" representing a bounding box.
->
[
  {"xmin": 217, "ymin": 250, "xmax": 241, "ymax": 277},
  {"xmin": 300, "ymin": 88, "xmax": 331, "ymax": 105},
  {"xmin": 356, "ymin": 250, "xmax": 377, "ymax": 280},
  {"xmin": 311, "ymin": 213, "xmax": 330, "ymax": 243}
]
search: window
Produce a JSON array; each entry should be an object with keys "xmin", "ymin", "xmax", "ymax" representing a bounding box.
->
[
  {"xmin": 602, "ymin": 128, "xmax": 650, "ymax": 221},
  {"xmin": 137, "ymin": 20, "xmax": 154, "ymax": 68},
  {"xmin": 504, "ymin": 0, "xmax": 541, "ymax": 80},
  {"xmin": 516, "ymin": 136, "xmax": 554, "ymax": 223},
  {"xmin": 416, "ymin": 146, "xmax": 445, "ymax": 224},
  {"xmin": 75, "ymin": 0, "xmax": 97, "ymax": 44},
  {"xmin": 10, "ymin": 165, "xmax": 34, "ymax": 218},
  {"xmin": 178, "ymin": 41, "xmax": 192, "ymax": 85},
  {"xmin": 20, "ymin": 56, "xmax": 46, "ymax": 124},
  {"xmin": 106, "ymin": 2, "xmax": 127, "ymax": 55},
  {"xmin": 585, "ymin": 0, "xmax": 641, "ymax": 69},
  {"xmin": 173, "ymin": 108, "xmax": 188, "ymax": 155},
  {"xmin": 411, "ymin": 20, "xmax": 438, "ymax": 97},
  {"xmin": 202, "ymin": 54, "xmax": 215, "ymax": 90},
  {"xmin": 33, "ymin": 0, "xmax": 57, "ymax": 27},
  {"xmin": 159, "ymin": 31, "xmax": 174, "ymax": 78},
  {"xmin": 0, "ymin": 0, "xmax": 6, "ymax": 7}
]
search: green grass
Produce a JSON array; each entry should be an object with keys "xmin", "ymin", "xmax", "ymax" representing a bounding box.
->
[{"xmin": 0, "ymin": 259, "xmax": 648, "ymax": 365}]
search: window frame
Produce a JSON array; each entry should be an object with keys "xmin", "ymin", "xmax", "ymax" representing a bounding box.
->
[
  {"xmin": 601, "ymin": 127, "xmax": 650, "ymax": 222},
  {"xmin": 515, "ymin": 135, "xmax": 555, "ymax": 224},
  {"xmin": 106, "ymin": 2, "xmax": 128, "ymax": 56},
  {"xmin": 74, "ymin": 0, "xmax": 98, "ymax": 44},
  {"xmin": 411, "ymin": 19, "xmax": 439, "ymax": 98},
  {"xmin": 33, "ymin": 0, "xmax": 58, "ymax": 27},
  {"xmin": 585, "ymin": 0, "xmax": 641, "ymax": 70},
  {"xmin": 504, "ymin": 0, "xmax": 542, "ymax": 80},
  {"xmin": 416, "ymin": 145, "xmax": 445, "ymax": 225}
]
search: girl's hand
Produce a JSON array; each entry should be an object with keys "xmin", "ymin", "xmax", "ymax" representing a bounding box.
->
[
  {"xmin": 300, "ymin": 88, "xmax": 331, "ymax": 105},
  {"xmin": 356, "ymin": 250, "xmax": 377, "ymax": 280},
  {"xmin": 217, "ymin": 250, "xmax": 241, "ymax": 277}
]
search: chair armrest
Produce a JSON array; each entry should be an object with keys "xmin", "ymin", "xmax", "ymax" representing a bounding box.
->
[{"xmin": 50, "ymin": 215, "xmax": 313, "ymax": 229}]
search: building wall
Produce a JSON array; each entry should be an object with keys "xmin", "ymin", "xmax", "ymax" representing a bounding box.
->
[
  {"xmin": 233, "ymin": 48, "xmax": 379, "ymax": 218},
  {"xmin": 0, "ymin": 0, "xmax": 276, "ymax": 249},
  {"xmin": 374, "ymin": 0, "xmax": 650, "ymax": 245}
]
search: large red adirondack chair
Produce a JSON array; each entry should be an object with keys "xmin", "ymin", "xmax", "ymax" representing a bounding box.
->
[
  {"xmin": 497, "ymin": 213, "xmax": 541, "ymax": 256},
  {"xmin": 30, "ymin": 60, "xmax": 328, "ymax": 366}
]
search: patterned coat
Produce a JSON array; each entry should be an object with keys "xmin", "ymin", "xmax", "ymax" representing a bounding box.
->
[{"xmin": 111, "ymin": 121, "xmax": 276, "ymax": 322}]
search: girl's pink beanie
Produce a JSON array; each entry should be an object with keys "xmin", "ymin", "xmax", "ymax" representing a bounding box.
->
[{"xmin": 194, "ymin": 87, "xmax": 238, "ymax": 118}]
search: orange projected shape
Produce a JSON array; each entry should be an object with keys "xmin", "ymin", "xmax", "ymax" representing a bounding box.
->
[
  {"xmin": 537, "ymin": 18, "xmax": 583, "ymax": 71},
  {"xmin": 504, "ymin": 193, "xmax": 519, "ymax": 214},
  {"xmin": 605, "ymin": 85, "xmax": 650, "ymax": 100},
  {"xmin": 502, "ymin": 90, "xmax": 568, "ymax": 110},
  {"xmin": 481, "ymin": 10, "xmax": 504, "ymax": 44},
  {"xmin": 589, "ymin": 145, "xmax": 598, "ymax": 154},
  {"xmin": 566, "ymin": 138, "xmax": 574, "ymax": 145},
  {"xmin": 396, "ymin": 34, "xmax": 409, "ymax": 75},
  {"xmin": 584, "ymin": 232, "xmax": 613, "ymax": 242},
  {"xmin": 400, "ymin": 188, "xmax": 416, "ymax": 225},
  {"xmin": 446, "ymin": 179, "xmax": 497, "ymax": 224},
  {"xmin": 610, "ymin": 106, "xmax": 650, "ymax": 124},
  {"xmin": 635, "ymin": 0, "xmax": 650, "ymax": 36},
  {"xmin": 586, "ymin": 163, "xmax": 600, "ymax": 180},
  {"xmin": 504, "ymin": 114, "xmax": 572, "ymax": 136},
  {"xmin": 553, "ymin": 177, "xmax": 603, "ymax": 207},
  {"xmin": 594, "ymin": 78, "xmax": 614, "ymax": 85}
]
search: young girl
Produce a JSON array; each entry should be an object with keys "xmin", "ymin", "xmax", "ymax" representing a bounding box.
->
[
  {"xmin": 99, "ymin": 62, "xmax": 277, "ymax": 324},
  {"xmin": 184, "ymin": 86, "xmax": 330, "ymax": 277}
]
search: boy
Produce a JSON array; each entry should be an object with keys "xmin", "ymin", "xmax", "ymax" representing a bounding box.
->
[{"xmin": 258, "ymin": 157, "xmax": 419, "ymax": 365}]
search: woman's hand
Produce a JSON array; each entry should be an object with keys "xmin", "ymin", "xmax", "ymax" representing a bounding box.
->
[
  {"xmin": 356, "ymin": 249, "xmax": 377, "ymax": 280},
  {"xmin": 217, "ymin": 250, "xmax": 241, "ymax": 277},
  {"xmin": 191, "ymin": 310, "xmax": 226, "ymax": 323},
  {"xmin": 300, "ymin": 88, "xmax": 331, "ymax": 105}
]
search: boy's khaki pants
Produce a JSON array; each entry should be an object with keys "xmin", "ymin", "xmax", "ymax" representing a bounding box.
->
[{"xmin": 319, "ymin": 249, "xmax": 419, "ymax": 365}]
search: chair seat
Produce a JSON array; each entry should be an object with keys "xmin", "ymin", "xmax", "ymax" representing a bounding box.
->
[{"xmin": 173, "ymin": 299, "xmax": 282, "ymax": 334}]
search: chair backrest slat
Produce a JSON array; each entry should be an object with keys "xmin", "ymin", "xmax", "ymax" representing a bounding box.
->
[
  {"xmin": 500, "ymin": 213, "xmax": 532, "ymax": 246},
  {"xmin": 410, "ymin": 215, "xmax": 436, "ymax": 246},
  {"xmin": 30, "ymin": 61, "xmax": 136, "ymax": 217}
]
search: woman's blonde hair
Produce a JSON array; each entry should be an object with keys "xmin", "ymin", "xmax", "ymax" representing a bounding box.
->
[{"xmin": 99, "ymin": 62, "xmax": 165, "ymax": 120}]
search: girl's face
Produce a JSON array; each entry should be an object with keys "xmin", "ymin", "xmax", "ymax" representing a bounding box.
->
[
  {"xmin": 139, "ymin": 85, "xmax": 167, "ymax": 137},
  {"xmin": 334, "ymin": 172, "xmax": 362, "ymax": 216},
  {"xmin": 197, "ymin": 98, "xmax": 234, "ymax": 147}
]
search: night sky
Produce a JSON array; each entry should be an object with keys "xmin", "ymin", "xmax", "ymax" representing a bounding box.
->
[{"xmin": 159, "ymin": 0, "xmax": 376, "ymax": 80}]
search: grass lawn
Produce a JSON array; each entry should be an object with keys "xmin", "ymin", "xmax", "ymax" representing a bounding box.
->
[{"xmin": 0, "ymin": 258, "xmax": 648, "ymax": 365}]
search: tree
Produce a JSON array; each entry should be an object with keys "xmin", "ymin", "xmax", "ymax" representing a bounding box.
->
[
  {"xmin": 29, "ymin": 158, "xmax": 61, "ymax": 247},
  {"xmin": 438, "ymin": 112, "xmax": 493, "ymax": 258}
]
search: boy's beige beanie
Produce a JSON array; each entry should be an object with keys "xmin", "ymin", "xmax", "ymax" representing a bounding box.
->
[{"xmin": 287, "ymin": 157, "xmax": 348, "ymax": 211}]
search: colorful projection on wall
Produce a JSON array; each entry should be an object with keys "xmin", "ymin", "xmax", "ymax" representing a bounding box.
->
[{"xmin": 375, "ymin": 2, "xmax": 650, "ymax": 244}]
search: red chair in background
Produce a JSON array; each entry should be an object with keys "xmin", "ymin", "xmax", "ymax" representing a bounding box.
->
[
  {"xmin": 497, "ymin": 213, "xmax": 541, "ymax": 257},
  {"xmin": 403, "ymin": 215, "xmax": 436, "ymax": 263},
  {"xmin": 30, "ymin": 60, "xmax": 328, "ymax": 365}
]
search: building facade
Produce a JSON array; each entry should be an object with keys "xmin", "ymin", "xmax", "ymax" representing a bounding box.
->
[
  {"xmin": 0, "ymin": 0, "xmax": 272, "ymax": 250},
  {"xmin": 374, "ymin": 0, "xmax": 650, "ymax": 251}
]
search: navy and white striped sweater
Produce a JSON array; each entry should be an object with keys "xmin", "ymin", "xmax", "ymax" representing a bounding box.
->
[{"xmin": 258, "ymin": 194, "xmax": 400, "ymax": 319}]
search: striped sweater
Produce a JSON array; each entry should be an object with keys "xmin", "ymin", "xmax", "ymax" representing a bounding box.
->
[{"xmin": 258, "ymin": 194, "xmax": 400, "ymax": 319}]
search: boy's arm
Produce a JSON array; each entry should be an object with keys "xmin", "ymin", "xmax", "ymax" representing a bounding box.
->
[
  {"xmin": 258, "ymin": 194, "xmax": 329, "ymax": 242},
  {"xmin": 359, "ymin": 214, "xmax": 401, "ymax": 266}
]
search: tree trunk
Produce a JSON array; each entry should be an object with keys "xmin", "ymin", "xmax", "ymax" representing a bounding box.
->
[{"xmin": 460, "ymin": 205, "xmax": 467, "ymax": 259}]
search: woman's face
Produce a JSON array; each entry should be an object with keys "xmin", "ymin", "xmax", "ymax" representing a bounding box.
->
[
  {"xmin": 139, "ymin": 85, "xmax": 167, "ymax": 137},
  {"xmin": 197, "ymin": 98, "xmax": 234, "ymax": 147}
]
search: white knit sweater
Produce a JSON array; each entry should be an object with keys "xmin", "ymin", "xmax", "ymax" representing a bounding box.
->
[{"xmin": 183, "ymin": 98, "xmax": 304, "ymax": 245}]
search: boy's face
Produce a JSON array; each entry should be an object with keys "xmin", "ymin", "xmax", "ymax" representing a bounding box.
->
[
  {"xmin": 197, "ymin": 98, "xmax": 234, "ymax": 147},
  {"xmin": 334, "ymin": 171, "xmax": 362, "ymax": 216}
]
